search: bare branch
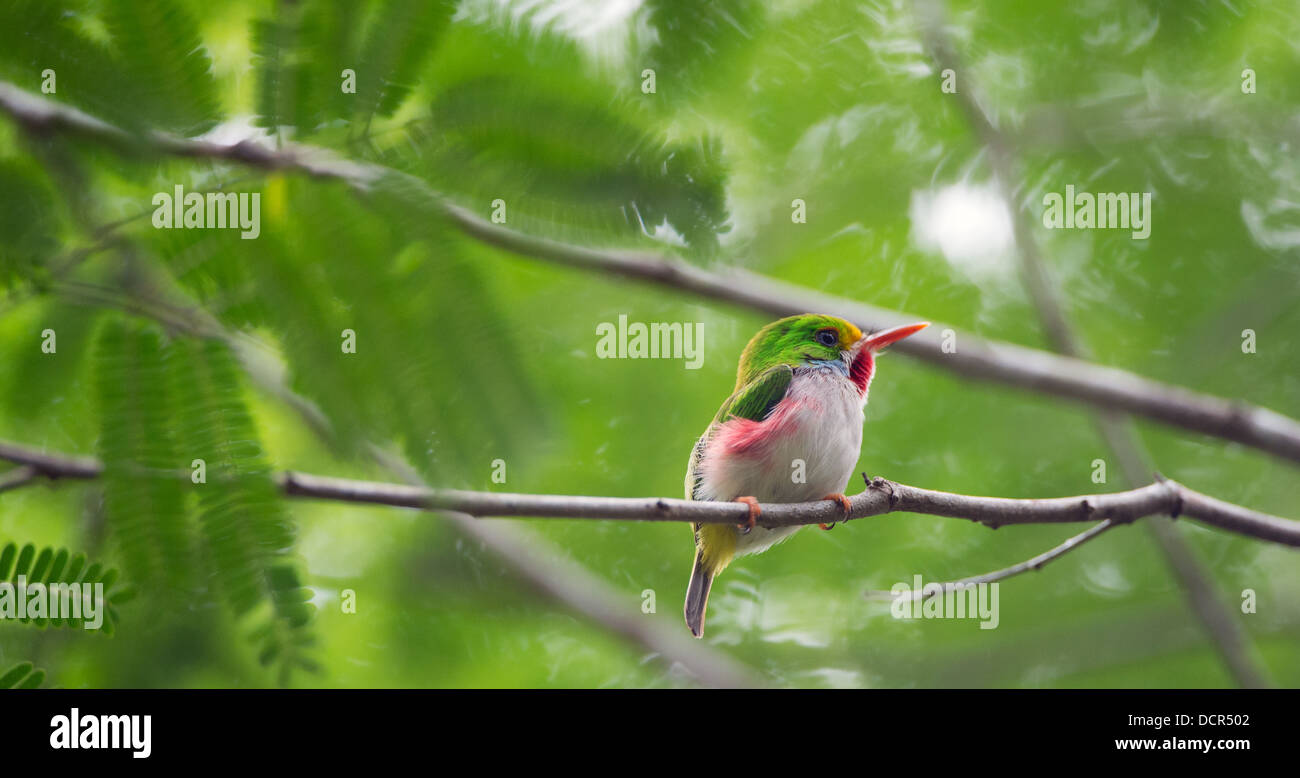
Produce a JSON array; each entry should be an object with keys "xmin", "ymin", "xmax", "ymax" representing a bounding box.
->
[
  {"xmin": 0, "ymin": 465, "xmax": 39, "ymax": 494},
  {"xmin": 4, "ymin": 81, "xmax": 1300, "ymax": 465},
  {"xmin": 3, "ymin": 439, "xmax": 1298, "ymax": 546},
  {"xmin": 865, "ymin": 520, "xmax": 1118, "ymax": 602},
  {"xmin": 0, "ymin": 441, "xmax": 101, "ymax": 480}
]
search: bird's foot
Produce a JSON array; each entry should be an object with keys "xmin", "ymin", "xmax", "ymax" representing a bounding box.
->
[
  {"xmin": 819, "ymin": 493, "xmax": 853, "ymax": 531},
  {"xmin": 735, "ymin": 496, "xmax": 761, "ymax": 534}
]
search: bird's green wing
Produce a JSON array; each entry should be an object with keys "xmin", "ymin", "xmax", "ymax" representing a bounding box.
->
[
  {"xmin": 685, "ymin": 364, "xmax": 794, "ymax": 501},
  {"xmin": 717, "ymin": 363, "xmax": 795, "ymax": 424}
]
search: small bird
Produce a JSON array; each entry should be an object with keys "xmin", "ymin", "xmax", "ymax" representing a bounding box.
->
[{"xmin": 683, "ymin": 313, "xmax": 928, "ymax": 637}]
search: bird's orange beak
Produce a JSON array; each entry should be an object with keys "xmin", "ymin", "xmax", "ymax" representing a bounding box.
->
[{"xmin": 860, "ymin": 321, "xmax": 929, "ymax": 351}]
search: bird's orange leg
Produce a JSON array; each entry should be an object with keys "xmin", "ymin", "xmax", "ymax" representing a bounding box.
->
[
  {"xmin": 735, "ymin": 496, "xmax": 761, "ymax": 533},
  {"xmin": 819, "ymin": 493, "xmax": 853, "ymax": 531}
]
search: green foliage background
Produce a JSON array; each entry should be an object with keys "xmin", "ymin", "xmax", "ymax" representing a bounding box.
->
[{"xmin": 0, "ymin": 0, "xmax": 1297, "ymax": 688}]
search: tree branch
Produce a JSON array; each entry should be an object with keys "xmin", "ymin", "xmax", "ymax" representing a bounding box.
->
[
  {"xmin": 0, "ymin": 465, "xmax": 39, "ymax": 495},
  {"xmin": 3, "ymin": 439, "xmax": 1298, "ymax": 546},
  {"xmin": 0, "ymin": 441, "xmax": 101, "ymax": 479},
  {"xmin": 4, "ymin": 81, "xmax": 1300, "ymax": 466}
]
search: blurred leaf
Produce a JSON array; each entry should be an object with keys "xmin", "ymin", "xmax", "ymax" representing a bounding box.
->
[
  {"xmin": 0, "ymin": 0, "xmax": 220, "ymax": 135},
  {"xmin": 169, "ymin": 336, "xmax": 316, "ymax": 679},
  {"xmin": 384, "ymin": 23, "xmax": 730, "ymax": 256},
  {"xmin": 0, "ymin": 158, "xmax": 60, "ymax": 287},
  {"xmin": 0, "ymin": 1, "xmax": 123, "ymax": 127},
  {"xmin": 0, "ymin": 661, "xmax": 46, "ymax": 689},
  {"xmin": 152, "ymin": 176, "xmax": 543, "ymax": 482},
  {"xmin": 102, "ymin": 0, "xmax": 220, "ymax": 135},
  {"xmin": 94, "ymin": 316, "xmax": 196, "ymax": 596},
  {"xmin": 640, "ymin": 0, "xmax": 764, "ymax": 100},
  {"xmin": 251, "ymin": 0, "xmax": 364, "ymax": 135},
  {"xmin": 354, "ymin": 0, "xmax": 455, "ymax": 122}
]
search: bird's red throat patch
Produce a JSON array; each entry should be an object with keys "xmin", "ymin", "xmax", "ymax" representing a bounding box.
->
[{"xmin": 849, "ymin": 352, "xmax": 874, "ymax": 394}]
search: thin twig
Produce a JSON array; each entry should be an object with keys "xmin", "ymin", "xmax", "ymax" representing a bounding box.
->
[
  {"xmin": 4, "ymin": 80, "xmax": 1300, "ymax": 465},
  {"xmin": 864, "ymin": 520, "xmax": 1117, "ymax": 601}
]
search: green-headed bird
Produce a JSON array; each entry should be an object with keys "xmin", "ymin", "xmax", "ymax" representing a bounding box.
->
[{"xmin": 683, "ymin": 314, "xmax": 929, "ymax": 637}]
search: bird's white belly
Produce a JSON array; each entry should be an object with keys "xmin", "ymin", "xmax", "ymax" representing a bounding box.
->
[{"xmin": 699, "ymin": 371, "xmax": 865, "ymax": 557}]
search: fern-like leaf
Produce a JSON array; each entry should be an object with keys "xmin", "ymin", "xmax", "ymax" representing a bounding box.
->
[
  {"xmin": 251, "ymin": 0, "xmax": 365, "ymax": 135},
  {"xmin": 0, "ymin": 158, "xmax": 59, "ymax": 288},
  {"xmin": 383, "ymin": 23, "xmax": 731, "ymax": 256},
  {"xmin": 0, "ymin": 541, "xmax": 133, "ymax": 634},
  {"xmin": 151, "ymin": 177, "xmax": 542, "ymax": 481},
  {"xmin": 168, "ymin": 337, "xmax": 316, "ymax": 681},
  {"xmin": 641, "ymin": 0, "xmax": 764, "ymax": 99},
  {"xmin": 94, "ymin": 317, "xmax": 197, "ymax": 597},
  {"xmin": 354, "ymin": 0, "xmax": 455, "ymax": 122},
  {"xmin": 0, "ymin": 1, "xmax": 124, "ymax": 130},
  {"xmin": 102, "ymin": 0, "xmax": 220, "ymax": 135},
  {"xmin": 0, "ymin": 662, "xmax": 46, "ymax": 689}
]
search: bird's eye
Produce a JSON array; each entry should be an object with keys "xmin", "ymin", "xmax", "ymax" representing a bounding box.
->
[{"xmin": 815, "ymin": 329, "xmax": 839, "ymax": 347}]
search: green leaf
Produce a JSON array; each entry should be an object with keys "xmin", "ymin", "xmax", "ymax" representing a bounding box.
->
[
  {"xmin": 0, "ymin": 540, "xmax": 131, "ymax": 633},
  {"xmin": 155, "ymin": 176, "xmax": 543, "ymax": 482},
  {"xmin": 0, "ymin": 663, "xmax": 34, "ymax": 689},
  {"xmin": 94, "ymin": 317, "xmax": 197, "ymax": 597},
  {"xmin": 250, "ymin": 0, "xmax": 365, "ymax": 135},
  {"xmin": 0, "ymin": 662, "xmax": 49, "ymax": 689},
  {"xmin": 641, "ymin": 0, "xmax": 764, "ymax": 100},
  {"xmin": 168, "ymin": 337, "xmax": 317, "ymax": 679},
  {"xmin": 0, "ymin": 2, "xmax": 124, "ymax": 129},
  {"xmin": 0, "ymin": 158, "xmax": 60, "ymax": 288},
  {"xmin": 354, "ymin": 0, "xmax": 455, "ymax": 121},
  {"xmin": 386, "ymin": 23, "xmax": 731, "ymax": 256},
  {"xmin": 102, "ymin": 0, "xmax": 220, "ymax": 135}
]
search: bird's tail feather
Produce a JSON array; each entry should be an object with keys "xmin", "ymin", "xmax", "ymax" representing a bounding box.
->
[{"xmin": 684, "ymin": 550, "xmax": 714, "ymax": 638}]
